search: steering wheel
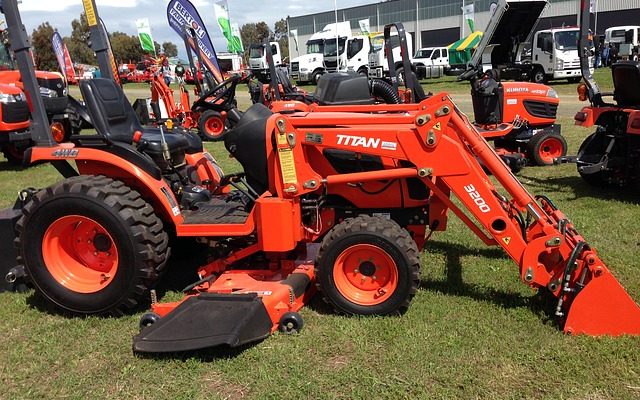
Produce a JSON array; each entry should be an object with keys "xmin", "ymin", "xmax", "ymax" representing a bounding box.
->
[{"xmin": 193, "ymin": 74, "xmax": 244, "ymax": 109}]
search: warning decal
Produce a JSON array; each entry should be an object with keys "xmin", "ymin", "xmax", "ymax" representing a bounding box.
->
[
  {"xmin": 82, "ymin": 0, "xmax": 98, "ymax": 26},
  {"xmin": 278, "ymin": 148, "xmax": 298, "ymax": 184}
]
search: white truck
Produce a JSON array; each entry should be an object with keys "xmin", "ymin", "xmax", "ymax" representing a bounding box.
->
[
  {"xmin": 469, "ymin": 0, "xmax": 591, "ymax": 84},
  {"xmin": 413, "ymin": 47, "xmax": 450, "ymax": 70},
  {"xmin": 290, "ymin": 23, "xmax": 351, "ymax": 85},
  {"xmin": 248, "ymin": 42, "xmax": 282, "ymax": 75},
  {"xmin": 368, "ymin": 31, "xmax": 414, "ymax": 82},
  {"xmin": 323, "ymin": 33, "xmax": 371, "ymax": 75},
  {"xmin": 604, "ymin": 25, "xmax": 640, "ymax": 61},
  {"xmin": 530, "ymin": 27, "xmax": 584, "ymax": 83}
]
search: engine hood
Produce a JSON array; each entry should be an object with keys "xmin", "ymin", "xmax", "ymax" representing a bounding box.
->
[{"xmin": 291, "ymin": 53, "xmax": 323, "ymax": 64}]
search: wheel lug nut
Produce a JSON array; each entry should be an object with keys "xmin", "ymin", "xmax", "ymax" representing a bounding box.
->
[
  {"xmin": 372, "ymin": 276, "xmax": 377, "ymax": 281},
  {"xmin": 93, "ymin": 252, "xmax": 98, "ymax": 256},
  {"xmin": 354, "ymin": 269, "xmax": 359, "ymax": 274}
]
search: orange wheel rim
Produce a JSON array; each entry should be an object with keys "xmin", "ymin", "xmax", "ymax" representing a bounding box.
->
[
  {"xmin": 205, "ymin": 116, "xmax": 224, "ymax": 137},
  {"xmin": 538, "ymin": 137, "xmax": 564, "ymax": 163},
  {"xmin": 50, "ymin": 122, "xmax": 66, "ymax": 143},
  {"xmin": 42, "ymin": 215, "xmax": 119, "ymax": 293},
  {"xmin": 333, "ymin": 244, "xmax": 398, "ymax": 306}
]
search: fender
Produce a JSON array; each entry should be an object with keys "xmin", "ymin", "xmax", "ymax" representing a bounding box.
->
[{"xmin": 28, "ymin": 143, "xmax": 183, "ymax": 225}]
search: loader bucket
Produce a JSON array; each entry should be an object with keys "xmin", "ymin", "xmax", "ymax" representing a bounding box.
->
[
  {"xmin": 132, "ymin": 293, "xmax": 273, "ymax": 353},
  {"xmin": 564, "ymin": 270, "xmax": 640, "ymax": 336}
]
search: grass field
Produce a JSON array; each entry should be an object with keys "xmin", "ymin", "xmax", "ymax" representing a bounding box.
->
[{"xmin": 0, "ymin": 69, "xmax": 638, "ymax": 399}]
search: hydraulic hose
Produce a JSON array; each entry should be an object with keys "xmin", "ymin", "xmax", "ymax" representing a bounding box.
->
[{"xmin": 370, "ymin": 79, "xmax": 401, "ymax": 104}]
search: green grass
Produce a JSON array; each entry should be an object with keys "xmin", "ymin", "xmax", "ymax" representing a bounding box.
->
[{"xmin": 0, "ymin": 78, "xmax": 638, "ymax": 400}]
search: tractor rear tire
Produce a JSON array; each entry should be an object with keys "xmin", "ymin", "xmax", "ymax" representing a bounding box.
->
[
  {"xmin": 15, "ymin": 175, "xmax": 170, "ymax": 316},
  {"xmin": 198, "ymin": 110, "xmax": 226, "ymax": 142},
  {"xmin": 315, "ymin": 215, "xmax": 420, "ymax": 316},
  {"xmin": 528, "ymin": 130, "xmax": 567, "ymax": 166}
]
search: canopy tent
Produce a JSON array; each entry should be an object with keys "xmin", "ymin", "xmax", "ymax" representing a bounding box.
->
[{"xmin": 448, "ymin": 31, "xmax": 483, "ymax": 65}]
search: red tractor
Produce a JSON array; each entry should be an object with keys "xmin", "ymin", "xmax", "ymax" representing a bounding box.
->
[
  {"xmin": 573, "ymin": 0, "xmax": 640, "ymax": 186},
  {"xmin": 0, "ymin": 28, "xmax": 74, "ymax": 164},
  {"xmin": 1, "ymin": 0, "xmax": 637, "ymax": 354}
]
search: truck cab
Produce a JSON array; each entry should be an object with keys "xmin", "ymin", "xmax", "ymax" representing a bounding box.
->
[
  {"xmin": 290, "ymin": 38, "xmax": 325, "ymax": 85},
  {"xmin": 532, "ymin": 28, "xmax": 584, "ymax": 83},
  {"xmin": 249, "ymin": 42, "xmax": 282, "ymax": 75},
  {"xmin": 368, "ymin": 32, "xmax": 414, "ymax": 80},
  {"xmin": 290, "ymin": 23, "xmax": 352, "ymax": 85},
  {"xmin": 413, "ymin": 47, "xmax": 450, "ymax": 71},
  {"xmin": 604, "ymin": 25, "xmax": 640, "ymax": 61},
  {"xmin": 323, "ymin": 35, "xmax": 371, "ymax": 75}
]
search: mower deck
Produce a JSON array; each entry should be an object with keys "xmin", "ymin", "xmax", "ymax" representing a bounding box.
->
[{"xmin": 133, "ymin": 244, "xmax": 318, "ymax": 353}]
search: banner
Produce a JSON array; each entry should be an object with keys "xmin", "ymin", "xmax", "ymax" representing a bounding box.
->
[
  {"xmin": 213, "ymin": 0, "xmax": 243, "ymax": 53},
  {"xmin": 590, "ymin": 0, "xmax": 596, "ymax": 13},
  {"xmin": 358, "ymin": 19, "xmax": 370, "ymax": 35},
  {"xmin": 136, "ymin": 18, "xmax": 156, "ymax": 54},
  {"xmin": 231, "ymin": 23, "xmax": 244, "ymax": 52},
  {"xmin": 51, "ymin": 32, "xmax": 76, "ymax": 84},
  {"xmin": 462, "ymin": 4, "xmax": 475, "ymax": 32},
  {"xmin": 290, "ymin": 29, "xmax": 299, "ymax": 53},
  {"xmin": 167, "ymin": 0, "xmax": 223, "ymax": 83}
]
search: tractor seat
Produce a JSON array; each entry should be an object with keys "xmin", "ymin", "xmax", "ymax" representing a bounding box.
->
[
  {"xmin": 224, "ymin": 103, "xmax": 273, "ymax": 195},
  {"xmin": 612, "ymin": 61, "xmax": 640, "ymax": 108},
  {"xmin": 79, "ymin": 79, "xmax": 202, "ymax": 156}
]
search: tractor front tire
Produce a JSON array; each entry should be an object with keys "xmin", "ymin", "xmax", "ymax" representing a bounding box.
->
[
  {"xmin": 315, "ymin": 215, "xmax": 420, "ymax": 316},
  {"xmin": 1, "ymin": 144, "xmax": 26, "ymax": 166},
  {"xmin": 15, "ymin": 175, "xmax": 170, "ymax": 316},
  {"xmin": 528, "ymin": 131, "xmax": 567, "ymax": 166},
  {"xmin": 198, "ymin": 110, "xmax": 226, "ymax": 142}
]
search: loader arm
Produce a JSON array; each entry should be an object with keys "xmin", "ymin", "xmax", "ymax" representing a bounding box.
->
[{"xmin": 275, "ymin": 94, "xmax": 640, "ymax": 335}]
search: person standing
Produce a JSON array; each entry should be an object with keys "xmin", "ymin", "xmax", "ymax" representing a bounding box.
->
[
  {"xmin": 602, "ymin": 44, "xmax": 610, "ymax": 67},
  {"xmin": 175, "ymin": 61, "xmax": 186, "ymax": 86}
]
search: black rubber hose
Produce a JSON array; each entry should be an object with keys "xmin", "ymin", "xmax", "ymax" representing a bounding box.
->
[{"xmin": 370, "ymin": 79, "xmax": 401, "ymax": 104}]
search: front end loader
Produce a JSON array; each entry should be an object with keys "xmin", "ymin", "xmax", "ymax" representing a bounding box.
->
[{"xmin": 0, "ymin": 0, "xmax": 638, "ymax": 354}]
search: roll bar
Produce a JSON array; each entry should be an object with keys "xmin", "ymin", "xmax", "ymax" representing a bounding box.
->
[{"xmin": 384, "ymin": 23, "xmax": 415, "ymax": 103}]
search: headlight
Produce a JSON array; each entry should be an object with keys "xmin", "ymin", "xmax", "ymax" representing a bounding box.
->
[
  {"xmin": 547, "ymin": 88, "xmax": 558, "ymax": 98},
  {"xmin": 39, "ymin": 87, "xmax": 59, "ymax": 98},
  {"xmin": 300, "ymin": 68, "xmax": 308, "ymax": 72},
  {"xmin": 0, "ymin": 92, "xmax": 26, "ymax": 103},
  {"xmin": 555, "ymin": 59, "xmax": 564, "ymax": 70}
]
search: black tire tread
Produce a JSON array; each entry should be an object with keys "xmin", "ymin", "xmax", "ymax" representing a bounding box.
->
[{"xmin": 14, "ymin": 175, "xmax": 170, "ymax": 316}]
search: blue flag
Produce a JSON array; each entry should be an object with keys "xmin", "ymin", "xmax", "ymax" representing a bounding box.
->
[
  {"xmin": 167, "ymin": 0, "xmax": 223, "ymax": 83},
  {"xmin": 51, "ymin": 32, "xmax": 66, "ymax": 76}
]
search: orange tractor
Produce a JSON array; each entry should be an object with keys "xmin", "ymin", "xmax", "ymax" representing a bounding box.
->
[
  {"xmin": 0, "ymin": 28, "xmax": 74, "ymax": 164},
  {"xmin": 1, "ymin": 0, "xmax": 638, "ymax": 353},
  {"xmin": 572, "ymin": 0, "xmax": 640, "ymax": 186}
]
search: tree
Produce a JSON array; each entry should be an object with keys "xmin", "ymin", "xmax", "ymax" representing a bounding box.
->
[
  {"xmin": 154, "ymin": 41, "xmax": 161, "ymax": 56},
  {"xmin": 240, "ymin": 21, "xmax": 270, "ymax": 48},
  {"xmin": 162, "ymin": 42, "xmax": 178, "ymax": 58},
  {"xmin": 110, "ymin": 32, "xmax": 145, "ymax": 63},
  {"xmin": 66, "ymin": 13, "xmax": 95, "ymax": 65},
  {"xmin": 273, "ymin": 18, "xmax": 289, "ymax": 61},
  {"xmin": 31, "ymin": 23, "xmax": 58, "ymax": 71}
]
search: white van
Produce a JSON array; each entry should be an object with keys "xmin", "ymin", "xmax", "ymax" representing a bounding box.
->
[{"xmin": 413, "ymin": 47, "xmax": 450, "ymax": 71}]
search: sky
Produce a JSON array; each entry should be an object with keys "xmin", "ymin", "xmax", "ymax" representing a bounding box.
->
[{"xmin": 16, "ymin": 0, "xmax": 374, "ymax": 56}]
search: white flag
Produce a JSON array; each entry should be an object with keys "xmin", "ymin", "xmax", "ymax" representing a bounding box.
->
[
  {"xmin": 462, "ymin": 4, "xmax": 475, "ymax": 32},
  {"xmin": 359, "ymin": 19, "xmax": 370, "ymax": 35},
  {"xmin": 290, "ymin": 29, "xmax": 299, "ymax": 52}
]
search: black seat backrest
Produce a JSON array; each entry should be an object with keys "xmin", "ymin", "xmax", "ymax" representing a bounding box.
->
[
  {"xmin": 224, "ymin": 103, "xmax": 273, "ymax": 194},
  {"xmin": 612, "ymin": 61, "xmax": 640, "ymax": 108},
  {"xmin": 79, "ymin": 79, "xmax": 143, "ymax": 143}
]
